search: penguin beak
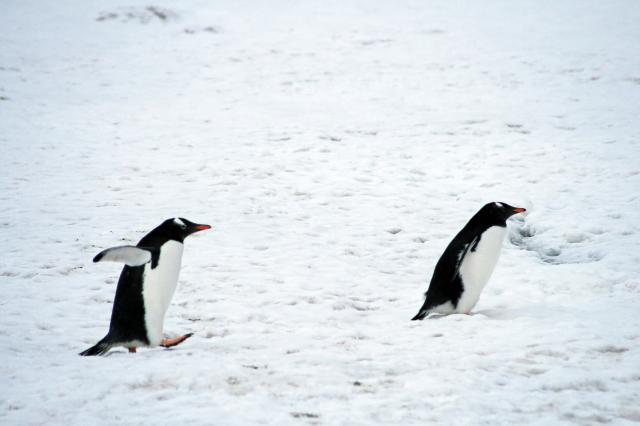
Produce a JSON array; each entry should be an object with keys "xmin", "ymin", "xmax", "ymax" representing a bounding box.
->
[
  {"xmin": 512, "ymin": 207, "xmax": 526, "ymax": 214},
  {"xmin": 190, "ymin": 224, "xmax": 211, "ymax": 233}
]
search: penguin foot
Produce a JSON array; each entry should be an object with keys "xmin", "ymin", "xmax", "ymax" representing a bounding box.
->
[
  {"xmin": 128, "ymin": 347, "xmax": 137, "ymax": 353},
  {"xmin": 160, "ymin": 333, "xmax": 193, "ymax": 348}
]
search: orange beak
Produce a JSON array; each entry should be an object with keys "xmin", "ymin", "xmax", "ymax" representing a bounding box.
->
[
  {"xmin": 192, "ymin": 224, "xmax": 211, "ymax": 231},
  {"xmin": 512, "ymin": 207, "xmax": 526, "ymax": 214}
]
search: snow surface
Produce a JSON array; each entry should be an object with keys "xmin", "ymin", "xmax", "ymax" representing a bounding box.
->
[{"xmin": 1, "ymin": 0, "xmax": 640, "ymax": 424}]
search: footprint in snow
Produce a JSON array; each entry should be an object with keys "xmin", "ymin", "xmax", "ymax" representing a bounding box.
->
[{"xmin": 593, "ymin": 345, "xmax": 629, "ymax": 354}]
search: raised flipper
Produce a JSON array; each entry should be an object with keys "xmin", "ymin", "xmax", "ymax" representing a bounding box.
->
[{"xmin": 93, "ymin": 246, "xmax": 153, "ymax": 266}]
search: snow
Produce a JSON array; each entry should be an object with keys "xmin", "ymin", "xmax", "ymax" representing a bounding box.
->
[{"xmin": 1, "ymin": 0, "xmax": 639, "ymax": 424}]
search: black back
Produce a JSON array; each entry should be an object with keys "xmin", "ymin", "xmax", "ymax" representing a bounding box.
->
[
  {"xmin": 412, "ymin": 202, "xmax": 522, "ymax": 319},
  {"xmin": 107, "ymin": 264, "xmax": 149, "ymax": 344}
]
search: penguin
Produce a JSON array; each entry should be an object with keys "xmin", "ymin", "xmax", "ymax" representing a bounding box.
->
[
  {"xmin": 80, "ymin": 217, "xmax": 211, "ymax": 356},
  {"xmin": 411, "ymin": 202, "xmax": 526, "ymax": 320}
]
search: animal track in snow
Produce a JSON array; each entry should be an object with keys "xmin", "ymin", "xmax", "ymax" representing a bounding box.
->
[
  {"xmin": 96, "ymin": 6, "xmax": 178, "ymax": 24},
  {"xmin": 510, "ymin": 220, "xmax": 605, "ymax": 265},
  {"xmin": 592, "ymin": 345, "xmax": 629, "ymax": 354}
]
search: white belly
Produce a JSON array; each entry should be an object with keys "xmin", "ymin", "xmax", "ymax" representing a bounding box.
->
[
  {"xmin": 457, "ymin": 226, "xmax": 506, "ymax": 313},
  {"xmin": 142, "ymin": 240, "xmax": 184, "ymax": 346}
]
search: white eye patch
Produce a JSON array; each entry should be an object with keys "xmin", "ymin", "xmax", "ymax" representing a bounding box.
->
[
  {"xmin": 173, "ymin": 218, "xmax": 186, "ymax": 228},
  {"xmin": 495, "ymin": 202, "xmax": 503, "ymax": 208}
]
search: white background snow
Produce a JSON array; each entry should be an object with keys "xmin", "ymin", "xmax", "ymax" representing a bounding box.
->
[{"xmin": 1, "ymin": 0, "xmax": 639, "ymax": 424}]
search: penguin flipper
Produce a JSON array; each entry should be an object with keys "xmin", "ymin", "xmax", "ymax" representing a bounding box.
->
[
  {"xmin": 93, "ymin": 246, "xmax": 153, "ymax": 266},
  {"xmin": 79, "ymin": 336, "xmax": 113, "ymax": 356}
]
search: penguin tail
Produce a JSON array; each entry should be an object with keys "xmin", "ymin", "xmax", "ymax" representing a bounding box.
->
[
  {"xmin": 411, "ymin": 299, "xmax": 432, "ymax": 320},
  {"xmin": 79, "ymin": 336, "xmax": 113, "ymax": 356},
  {"xmin": 411, "ymin": 309, "xmax": 429, "ymax": 321}
]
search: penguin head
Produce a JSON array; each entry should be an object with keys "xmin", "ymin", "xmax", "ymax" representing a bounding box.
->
[
  {"xmin": 137, "ymin": 218, "xmax": 211, "ymax": 247},
  {"xmin": 483, "ymin": 202, "xmax": 526, "ymax": 223},
  {"xmin": 159, "ymin": 217, "xmax": 211, "ymax": 243}
]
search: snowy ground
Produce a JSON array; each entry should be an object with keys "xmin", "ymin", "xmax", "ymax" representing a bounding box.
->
[{"xmin": 1, "ymin": 0, "xmax": 640, "ymax": 424}]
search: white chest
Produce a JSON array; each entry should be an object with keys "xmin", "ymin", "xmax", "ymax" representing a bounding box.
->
[
  {"xmin": 457, "ymin": 226, "xmax": 506, "ymax": 313},
  {"xmin": 142, "ymin": 240, "xmax": 184, "ymax": 346}
]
